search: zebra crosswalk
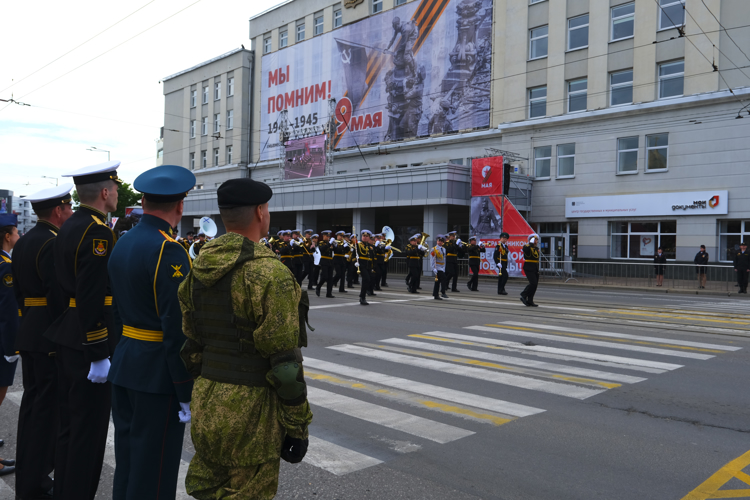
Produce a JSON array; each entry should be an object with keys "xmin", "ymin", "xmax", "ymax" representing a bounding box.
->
[{"xmin": 302, "ymin": 320, "xmax": 741, "ymax": 476}]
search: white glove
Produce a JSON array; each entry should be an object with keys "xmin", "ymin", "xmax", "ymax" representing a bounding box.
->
[
  {"xmin": 419, "ymin": 244, "xmax": 427, "ymax": 251},
  {"xmin": 344, "ymin": 242, "xmax": 349, "ymax": 248},
  {"xmin": 290, "ymin": 240, "xmax": 296, "ymax": 246},
  {"xmin": 457, "ymin": 239, "xmax": 462, "ymax": 245},
  {"xmin": 375, "ymin": 240, "xmax": 381, "ymax": 247},
  {"xmin": 4, "ymin": 355, "xmax": 19, "ymax": 363},
  {"xmin": 385, "ymin": 245, "xmax": 391, "ymax": 250},
  {"xmin": 178, "ymin": 402, "xmax": 191, "ymax": 423},
  {"xmin": 432, "ymin": 269, "xmax": 437, "ymax": 276},
  {"xmin": 332, "ymin": 240, "xmax": 338, "ymax": 247},
  {"xmin": 87, "ymin": 358, "xmax": 111, "ymax": 384},
  {"xmin": 355, "ymin": 262, "xmax": 360, "ymax": 268}
]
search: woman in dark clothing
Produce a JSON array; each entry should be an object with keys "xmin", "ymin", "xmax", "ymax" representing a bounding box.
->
[
  {"xmin": 653, "ymin": 246, "xmax": 667, "ymax": 287},
  {"xmin": 694, "ymin": 245, "xmax": 709, "ymax": 289}
]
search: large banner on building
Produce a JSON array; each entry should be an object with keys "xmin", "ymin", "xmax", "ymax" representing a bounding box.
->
[
  {"xmin": 259, "ymin": 0, "xmax": 493, "ymax": 160},
  {"xmin": 471, "ymin": 156, "xmax": 504, "ymax": 196},
  {"xmin": 284, "ymin": 135, "xmax": 326, "ymax": 180},
  {"xmin": 565, "ymin": 190, "xmax": 728, "ymax": 218}
]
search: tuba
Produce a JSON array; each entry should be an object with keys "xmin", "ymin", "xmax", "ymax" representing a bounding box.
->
[
  {"xmin": 189, "ymin": 217, "xmax": 218, "ymax": 259},
  {"xmin": 419, "ymin": 232, "xmax": 430, "ymax": 247}
]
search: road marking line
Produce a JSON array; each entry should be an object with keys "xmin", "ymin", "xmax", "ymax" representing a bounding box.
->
[
  {"xmin": 304, "ymin": 357, "xmax": 545, "ymax": 418},
  {"xmin": 600, "ymin": 309, "xmax": 750, "ymax": 325},
  {"xmin": 422, "ymin": 332, "xmax": 684, "ymax": 371},
  {"xmin": 379, "ymin": 338, "xmax": 646, "ymax": 384},
  {"xmin": 306, "ymin": 371, "xmax": 513, "ymax": 426},
  {"xmin": 304, "ymin": 435, "xmax": 383, "ymax": 475},
  {"xmin": 307, "ymin": 386, "xmax": 473, "ymax": 443},
  {"xmin": 505, "ymin": 321, "xmax": 742, "ymax": 351},
  {"xmin": 472, "ymin": 325, "xmax": 714, "ymax": 360},
  {"xmin": 5, "ymin": 391, "xmax": 22, "ymax": 406},
  {"xmin": 0, "ymin": 477, "xmax": 14, "ymax": 495},
  {"xmin": 558, "ymin": 314, "xmax": 750, "ymax": 336},
  {"xmin": 310, "ymin": 297, "xmax": 432, "ymax": 309},
  {"xmin": 328, "ymin": 344, "xmax": 604, "ymax": 400},
  {"xmin": 539, "ymin": 305, "xmax": 597, "ymax": 312},
  {"xmin": 680, "ymin": 449, "xmax": 750, "ymax": 500},
  {"xmin": 409, "ymin": 334, "xmax": 668, "ymax": 374}
]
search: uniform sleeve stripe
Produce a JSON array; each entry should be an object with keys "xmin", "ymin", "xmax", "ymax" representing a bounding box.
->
[{"xmin": 86, "ymin": 328, "xmax": 108, "ymax": 342}]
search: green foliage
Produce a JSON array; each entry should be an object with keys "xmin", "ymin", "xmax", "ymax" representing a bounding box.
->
[{"xmin": 71, "ymin": 182, "xmax": 141, "ymax": 218}]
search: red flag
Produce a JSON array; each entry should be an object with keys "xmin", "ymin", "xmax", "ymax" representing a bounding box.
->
[{"xmin": 471, "ymin": 156, "xmax": 504, "ymax": 196}]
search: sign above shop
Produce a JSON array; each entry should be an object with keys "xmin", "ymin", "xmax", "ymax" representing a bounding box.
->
[{"xmin": 565, "ymin": 191, "xmax": 729, "ymax": 218}]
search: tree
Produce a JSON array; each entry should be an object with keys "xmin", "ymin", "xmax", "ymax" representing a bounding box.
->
[{"xmin": 72, "ymin": 182, "xmax": 141, "ymax": 218}]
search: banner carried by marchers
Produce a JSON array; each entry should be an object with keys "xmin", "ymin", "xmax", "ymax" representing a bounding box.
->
[
  {"xmin": 259, "ymin": 0, "xmax": 493, "ymax": 160},
  {"xmin": 472, "ymin": 196, "xmax": 535, "ymax": 277}
]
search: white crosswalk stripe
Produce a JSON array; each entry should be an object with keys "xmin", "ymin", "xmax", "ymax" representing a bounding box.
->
[{"xmin": 304, "ymin": 436, "xmax": 384, "ymax": 475}]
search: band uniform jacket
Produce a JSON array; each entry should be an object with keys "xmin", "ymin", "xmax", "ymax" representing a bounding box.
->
[
  {"xmin": 107, "ymin": 214, "xmax": 194, "ymax": 402},
  {"xmin": 192, "ymin": 240, "xmax": 206, "ymax": 256},
  {"xmin": 429, "ymin": 245, "xmax": 446, "ymax": 273},
  {"xmin": 405, "ymin": 244, "xmax": 424, "ymax": 268},
  {"xmin": 278, "ymin": 242, "xmax": 294, "ymax": 271},
  {"xmin": 357, "ymin": 242, "xmax": 374, "ymax": 272},
  {"xmin": 467, "ymin": 243, "xmax": 483, "ymax": 261},
  {"xmin": 12, "ymin": 220, "xmax": 64, "ymax": 353},
  {"xmin": 493, "ymin": 243, "xmax": 509, "ymax": 271},
  {"xmin": 0, "ymin": 250, "xmax": 18, "ymax": 358},
  {"xmin": 332, "ymin": 240, "xmax": 348, "ymax": 261},
  {"xmin": 47, "ymin": 205, "xmax": 117, "ymax": 361},
  {"xmin": 318, "ymin": 240, "xmax": 333, "ymax": 267},
  {"xmin": 734, "ymin": 250, "xmax": 750, "ymax": 271},
  {"xmin": 522, "ymin": 244, "xmax": 539, "ymax": 268}
]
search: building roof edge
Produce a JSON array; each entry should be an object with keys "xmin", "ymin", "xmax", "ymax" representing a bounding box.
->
[{"xmin": 163, "ymin": 48, "xmax": 249, "ymax": 82}]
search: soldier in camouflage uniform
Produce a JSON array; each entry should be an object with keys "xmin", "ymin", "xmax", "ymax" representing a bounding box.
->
[{"xmin": 178, "ymin": 178, "xmax": 313, "ymax": 499}]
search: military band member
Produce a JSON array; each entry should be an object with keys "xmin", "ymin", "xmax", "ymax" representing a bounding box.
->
[
  {"xmin": 309, "ymin": 233, "xmax": 320, "ymax": 290},
  {"xmin": 0, "ymin": 213, "xmax": 19, "ymax": 478},
  {"xmin": 193, "ymin": 232, "xmax": 207, "ymax": 256},
  {"xmin": 466, "ymin": 237, "xmax": 484, "ymax": 291},
  {"xmin": 291, "ymin": 229, "xmax": 304, "ymax": 285},
  {"xmin": 444, "ymin": 231, "xmax": 464, "ymax": 292},
  {"xmin": 332, "ymin": 231, "xmax": 349, "ymax": 294},
  {"xmin": 279, "ymin": 230, "xmax": 294, "ymax": 274},
  {"xmin": 372, "ymin": 234, "xmax": 385, "ymax": 292},
  {"xmin": 181, "ymin": 231, "xmax": 195, "ymax": 253},
  {"xmin": 301, "ymin": 229, "xmax": 315, "ymax": 289},
  {"xmin": 316, "ymin": 230, "xmax": 335, "ymax": 297},
  {"xmin": 734, "ymin": 242, "xmax": 750, "ymax": 294},
  {"xmin": 520, "ymin": 235, "xmax": 540, "ymax": 307},
  {"xmin": 178, "ymin": 178, "xmax": 312, "ymax": 498},
  {"xmin": 108, "ymin": 165, "xmax": 196, "ymax": 499},
  {"xmin": 347, "ymin": 233, "xmax": 358, "ymax": 288},
  {"xmin": 493, "ymin": 232, "xmax": 510, "ymax": 295},
  {"xmin": 357, "ymin": 230, "xmax": 376, "ymax": 305},
  {"xmin": 12, "ymin": 185, "xmax": 74, "ymax": 496},
  {"xmin": 50, "ymin": 161, "xmax": 121, "ymax": 499},
  {"xmin": 430, "ymin": 235, "xmax": 448, "ymax": 300},
  {"xmin": 380, "ymin": 236, "xmax": 391, "ymax": 288},
  {"xmin": 406, "ymin": 235, "xmax": 426, "ymax": 293}
]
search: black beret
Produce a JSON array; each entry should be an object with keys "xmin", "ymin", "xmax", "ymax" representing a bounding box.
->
[{"xmin": 217, "ymin": 178, "xmax": 273, "ymax": 208}]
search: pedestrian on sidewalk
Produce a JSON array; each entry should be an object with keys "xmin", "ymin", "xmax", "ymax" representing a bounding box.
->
[
  {"xmin": 694, "ymin": 245, "xmax": 709, "ymax": 289},
  {"xmin": 733, "ymin": 242, "xmax": 750, "ymax": 294},
  {"xmin": 654, "ymin": 247, "xmax": 667, "ymax": 287}
]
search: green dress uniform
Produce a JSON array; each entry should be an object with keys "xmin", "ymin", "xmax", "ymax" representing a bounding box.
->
[{"xmin": 178, "ymin": 232, "xmax": 312, "ymax": 499}]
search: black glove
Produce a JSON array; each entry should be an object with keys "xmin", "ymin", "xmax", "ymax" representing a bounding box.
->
[{"xmin": 280, "ymin": 435, "xmax": 309, "ymax": 464}]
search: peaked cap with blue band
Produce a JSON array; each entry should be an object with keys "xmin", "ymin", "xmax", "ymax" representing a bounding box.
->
[
  {"xmin": 0, "ymin": 214, "xmax": 17, "ymax": 227},
  {"xmin": 134, "ymin": 165, "xmax": 196, "ymax": 203}
]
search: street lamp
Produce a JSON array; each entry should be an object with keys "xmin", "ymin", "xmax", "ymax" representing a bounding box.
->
[
  {"xmin": 87, "ymin": 146, "xmax": 111, "ymax": 161},
  {"xmin": 41, "ymin": 176, "xmax": 59, "ymax": 186}
]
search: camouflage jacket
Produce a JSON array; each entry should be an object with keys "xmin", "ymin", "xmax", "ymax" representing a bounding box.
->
[{"xmin": 178, "ymin": 232, "xmax": 313, "ymax": 467}]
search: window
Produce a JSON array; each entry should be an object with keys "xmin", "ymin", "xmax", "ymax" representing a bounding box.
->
[
  {"xmin": 201, "ymin": 117, "xmax": 208, "ymax": 136},
  {"xmin": 529, "ymin": 86, "xmax": 547, "ymax": 118},
  {"xmin": 213, "ymin": 148, "xmax": 219, "ymax": 166},
  {"xmin": 646, "ymin": 133, "xmax": 669, "ymax": 171},
  {"xmin": 395, "ymin": 0, "xmax": 406, "ymax": 5},
  {"xmin": 557, "ymin": 143, "xmax": 575, "ymax": 177},
  {"xmin": 611, "ymin": 2, "xmax": 635, "ymax": 41},
  {"xmin": 201, "ymin": 150, "xmax": 207, "ymax": 168},
  {"xmin": 610, "ymin": 70, "xmax": 633, "ymax": 106},
  {"xmin": 534, "ymin": 146, "xmax": 551, "ymax": 178},
  {"xmin": 617, "ymin": 136, "xmax": 639, "ymax": 173},
  {"xmin": 568, "ymin": 15, "xmax": 589, "ymax": 50},
  {"xmin": 659, "ymin": 60, "xmax": 684, "ymax": 99},
  {"xmin": 314, "ymin": 14, "xmax": 324, "ymax": 35},
  {"xmin": 189, "ymin": 152, "xmax": 195, "ymax": 170},
  {"xmin": 719, "ymin": 221, "xmax": 750, "ymax": 261},
  {"xmin": 529, "ymin": 26, "xmax": 548, "ymax": 59},
  {"xmin": 227, "ymin": 77, "xmax": 234, "ymax": 96},
  {"xmin": 659, "ymin": 0, "xmax": 685, "ymax": 30},
  {"xmin": 202, "ymin": 86, "xmax": 208, "ymax": 104},
  {"xmin": 333, "ymin": 6, "xmax": 342, "ymax": 28},
  {"xmin": 214, "ymin": 82, "xmax": 221, "ymax": 100},
  {"xmin": 280, "ymin": 30, "xmax": 288, "ymax": 48},
  {"xmin": 214, "ymin": 113, "xmax": 220, "ymax": 133},
  {"xmin": 263, "ymin": 37, "xmax": 272, "ymax": 54},
  {"xmin": 568, "ymin": 79, "xmax": 587, "ymax": 113},
  {"xmin": 226, "ymin": 145, "xmax": 233, "ymax": 164},
  {"xmin": 530, "ymin": 0, "xmax": 545, "ymax": 3},
  {"xmin": 190, "ymin": 89, "xmax": 197, "ymax": 107},
  {"xmin": 372, "ymin": 0, "xmax": 383, "ymax": 13},
  {"xmin": 226, "ymin": 110, "xmax": 234, "ymax": 130},
  {"xmin": 611, "ymin": 221, "xmax": 676, "ymax": 259},
  {"xmin": 190, "ymin": 120, "xmax": 196, "ymax": 138},
  {"xmin": 296, "ymin": 21, "xmax": 305, "ymax": 42},
  {"xmin": 157, "ymin": 149, "xmax": 163, "ymax": 160}
]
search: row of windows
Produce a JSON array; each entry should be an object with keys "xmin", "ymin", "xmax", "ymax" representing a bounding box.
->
[
  {"xmin": 533, "ymin": 133, "xmax": 669, "ymax": 179},
  {"xmin": 528, "ymin": 60, "xmax": 684, "ymax": 118},
  {"xmin": 529, "ymin": 1, "xmax": 685, "ymax": 59},
  {"xmin": 190, "ymin": 78, "xmax": 234, "ymax": 107},
  {"xmin": 264, "ymin": 4, "xmax": 344, "ymax": 54},
  {"xmin": 189, "ymin": 146, "xmax": 234, "ymax": 170},
  {"xmin": 189, "ymin": 110, "xmax": 234, "ymax": 138}
]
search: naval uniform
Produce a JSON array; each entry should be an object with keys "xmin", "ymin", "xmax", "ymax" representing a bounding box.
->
[
  {"xmin": 292, "ymin": 238, "xmax": 304, "ymax": 284},
  {"xmin": 357, "ymin": 241, "xmax": 374, "ymax": 302},
  {"xmin": 444, "ymin": 239, "xmax": 464, "ymax": 292},
  {"xmin": 108, "ymin": 215, "xmax": 194, "ymax": 499},
  {"xmin": 332, "ymin": 240, "xmax": 348, "ymax": 293},
  {"xmin": 734, "ymin": 250, "xmax": 750, "ymax": 293},
  {"xmin": 466, "ymin": 243, "xmax": 482, "ymax": 291},
  {"xmin": 372, "ymin": 243, "xmax": 384, "ymax": 291},
  {"xmin": 521, "ymin": 244, "xmax": 540, "ymax": 305},
  {"xmin": 493, "ymin": 243, "xmax": 509, "ymax": 294},
  {"xmin": 0, "ymin": 250, "xmax": 19, "ymax": 387},
  {"xmin": 301, "ymin": 238, "xmax": 314, "ymax": 288},
  {"xmin": 429, "ymin": 245, "xmax": 447, "ymax": 298},
  {"xmin": 47, "ymin": 204, "xmax": 118, "ymax": 500},
  {"xmin": 316, "ymin": 239, "xmax": 334, "ymax": 297},
  {"xmin": 406, "ymin": 243, "xmax": 424, "ymax": 293},
  {"xmin": 12, "ymin": 220, "xmax": 63, "ymax": 498}
]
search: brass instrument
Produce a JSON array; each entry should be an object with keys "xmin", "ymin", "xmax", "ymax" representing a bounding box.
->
[
  {"xmin": 419, "ymin": 232, "xmax": 430, "ymax": 247},
  {"xmin": 384, "ymin": 238, "xmax": 401, "ymax": 253},
  {"xmin": 268, "ymin": 236, "xmax": 278, "ymax": 246}
]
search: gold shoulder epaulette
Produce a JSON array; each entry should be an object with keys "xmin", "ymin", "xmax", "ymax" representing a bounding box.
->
[
  {"xmin": 91, "ymin": 215, "xmax": 107, "ymax": 227},
  {"xmin": 159, "ymin": 230, "xmax": 177, "ymax": 243},
  {"xmin": 1, "ymin": 255, "xmax": 11, "ymax": 264}
]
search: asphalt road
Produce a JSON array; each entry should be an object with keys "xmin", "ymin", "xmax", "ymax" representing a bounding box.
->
[{"xmin": 1, "ymin": 279, "xmax": 749, "ymax": 499}]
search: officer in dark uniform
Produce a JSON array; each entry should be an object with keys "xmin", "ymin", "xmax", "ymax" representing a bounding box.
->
[
  {"xmin": 444, "ymin": 231, "xmax": 464, "ymax": 292},
  {"xmin": 316, "ymin": 230, "xmax": 335, "ymax": 297},
  {"xmin": 493, "ymin": 232, "xmax": 510, "ymax": 295},
  {"xmin": 193, "ymin": 232, "xmax": 207, "ymax": 256},
  {"xmin": 291, "ymin": 229, "xmax": 304, "ymax": 284},
  {"xmin": 309, "ymin": 233, "xmax": 320, "ymax": 290},
  {"xmin": 279, "ymin": 230, "xmax": 294, "ymax": 273},
  {"xmin": 49, "ymin": 161, "xmax": 121, "ymax": 500},
  {"xmin": 520, "ymin": 235, "xmax": 540, "ymax": 307},
  {"xmin": 181, "ymin": 231, "xmax": 195, "ymax": 252},
  {"xmin": 734, "ymin": 242, "xmax": 750, "ymax": 293},
  {"xmin": 12, "ymin": 185, "xmax": 74, "ymax": 498},
  {"xmin": 372, "ymin": 234, "xmax": 384, "ymax": 292},
  {"xmin": 301, "ymin": 229, "xmax": 314, "ymax": 288},
  {"xmin": 466, "ymin": 237, "xmax": 484, "ymax": 291},
  {"xmin": 332, "ymin": 231, "xmax": 349, "ymax": 294},
  {"xmin": 108, "ymin": 165, "xmax": 196, "ymax": 500},
  {"xmin": 357, "ymin": 230, "xmax": 375, "ymax": 305},
  {"xmin": 346, "ymin": 233, "xmax": 358, "ymax": 288},
  {"xmin": 405, "ymin": 235, "xmax": 426, "ymax": 293}
]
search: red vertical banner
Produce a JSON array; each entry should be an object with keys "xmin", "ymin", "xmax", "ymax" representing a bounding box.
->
[
  {"xmin": 471, "ymin": 156, "xmax": 504, "ymax": 197},
  {"xmin": 477, "ymin": 197, "xmax": 536, "ymax": 277}
]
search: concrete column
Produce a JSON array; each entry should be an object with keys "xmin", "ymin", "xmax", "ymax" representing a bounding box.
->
[
  {"xmin": 296, "ymin": 210, "xmax": 317, "ymax": 232},
  {"xmin": 352, "ymin": 208, "xmax": 376, "ymax": 235},
  {"xmin": 423, "ymin": 205, "xmax": 449, "ymax": 274}
]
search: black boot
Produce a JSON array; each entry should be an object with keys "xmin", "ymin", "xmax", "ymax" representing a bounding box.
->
[
  {"xmin": 315, "ymin": 286, "xmax": 321, "ymax": 297},
  {"xmin": 360, "ymin": 298, "xmax": 369, "ymax": 305},
  {"xmin": 434, "ymin": 295, "xmax": 443, "ymax": 300},
  {"xmin": 326, "ymin": 293, "xmax": 335, "ymax": 298}
]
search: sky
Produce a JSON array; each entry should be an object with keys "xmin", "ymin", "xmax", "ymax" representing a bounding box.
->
[{"xmin": 0, "ymin": 0, "xmax": 280, "ymax": 198}]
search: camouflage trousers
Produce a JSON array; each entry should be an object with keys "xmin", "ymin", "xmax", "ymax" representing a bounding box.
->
[{"xmin": 186, "ymin": 454, "xmax": 280, "ymax": 500}]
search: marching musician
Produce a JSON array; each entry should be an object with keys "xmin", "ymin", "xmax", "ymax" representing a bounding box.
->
[
  {"xmin": 357, "ymin": 230, "xmax": 376, "ymax": 305},
  {"xmin": 444, "ymin": 231, "xmax": 464, "ymax": 293},
  {"xmin": 346, "ymin": 233, "xmax": 358, "ymax": 289},
  {"xmin": 493, "ymin": 232, "xmax": 510, "ymax": 295},
  {"xmin": 301, "ymin": 229, "xmax": 315, "ymax": 289},
  {"xmin": 291, "ymin": 229, "xmax": 304, "ymax": 284},
  {"xmin": 430, "ymin": 235, "xmax": 448, "ymax": 300},
  {"xmin": 520, "ymin": 235, "xmax": 540, "ymax": 307},
  {"xmin": 193, "ymin": 232, "xmax": 207, "ymax": 256},
  {"xmin": 279, "ymin": 230, "xmax": 294, "ymax": 273},
  {"xmin": 466, "ymin": 236, "xmax": 484, "ymax": 291},
  {"xmin": 372, "ymin": 234, "xmax": 384, "ymax": 292},
  {"xmin": 309, "ymin": 233, "xmax": 320, "ymax": 290},
  {"xmin": 181, "ymin": 231, "xmax": 195, "ymax": 253},
  {"xmin": 332, "ymin": 231, "xmax": 349, "ymax": 294},
  {"xmin": 405, "ymin": 235, "xmax": 426, "ymax": 294},
  {"xmin": 315, "ymin": 230, "xmax": 335, "ymax": 298}
]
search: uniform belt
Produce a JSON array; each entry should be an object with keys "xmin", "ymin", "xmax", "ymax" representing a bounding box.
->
[
  {"xmin": 359, "ymin": 257, "xmax": 372, "ymax": 261},
  {"xmin": 408, "ymin": 256, "xmax": 420, "ymax": 260},
  {"xmin": 501, "ymin": 259, "xmax": 508, "ymax": 262},
  {"xmin": 70, "ymin": 296, "xmax": 113, "ymax": 307},
  {"xmin": 469, "ymin": 256, "xmax": 481, "ymax": 259},
  {"xmin": 280, "ymin": 256, "xmax": 290, "ymax": 260},
  {"xmin": 321, "ymin": 255, "xmax": 332, "ymax": 260},
  {"xmin": 525, "ymin": 260, "xmax": 539, "ymax": 263},
  {"xmin": 122, "ymin": 325, "xmax": 163, "ymax": 342},
  {"xmin": 447, "ymin": 253, "xmax": 457, "ymax": 257},
  {"xmin": 24, "ymin": 298, "xmax": 47, "ymax": 306}
]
